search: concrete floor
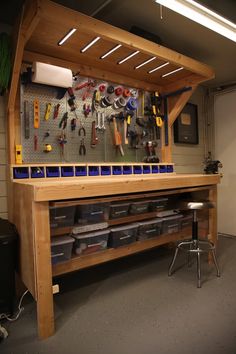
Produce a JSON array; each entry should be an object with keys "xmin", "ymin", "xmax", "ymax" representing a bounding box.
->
[{"xmin": 1, "ymin": 235, "xmax": 236, "ymax": 354}]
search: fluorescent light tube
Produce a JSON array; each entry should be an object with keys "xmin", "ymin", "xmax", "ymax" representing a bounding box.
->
[
  {"xmin": 118, "ymin": 50, "xmax": 140, "ymax": 64},
  {"xmin": 58, "ymin": 28, "xmax": 77, "ymax": 46},
  {"xmin": 100, "ymin": 44, "xmax": 122, "ymax": 59},
  {"xmin": 81, "ymin": 37, "xmax": 101, "ymax": 53},
  {"xmin": 148, "ymin": 62, "xmax": 169, "ymax": 73},
  {"xmin": 155, "ymin": 0, "xmax": 236, "ymax": 42},
  {"xmin": 135, "ymin": 56, "xmax": 156, "ymax": 69},
  {"xmin": 161, "ymin": 67, "xmax": 183, "ymax": 77}
]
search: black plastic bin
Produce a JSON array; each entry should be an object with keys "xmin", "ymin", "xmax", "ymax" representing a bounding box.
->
[{"xmin": 0, "ymin": 218, "xmax": 18, "ymax": 315}]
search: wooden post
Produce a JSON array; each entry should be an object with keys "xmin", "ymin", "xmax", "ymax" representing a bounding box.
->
[
  {"xmin": 33, "ymin": 201, "xmax": 55, "ymax": 339},
  {"xmin": 208, "ymin": 185, "xmax": 217, "ymax": 245}
]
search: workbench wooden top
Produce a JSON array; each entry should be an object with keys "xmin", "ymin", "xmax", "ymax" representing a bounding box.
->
[{"xmin": 13, "ymin": 174, "xmax": 221, "ymax": 202}]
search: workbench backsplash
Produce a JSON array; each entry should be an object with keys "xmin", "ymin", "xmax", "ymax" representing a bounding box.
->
[{"xmin": 20, "ymin": 75, "xmax": 160, "ymax": 164}]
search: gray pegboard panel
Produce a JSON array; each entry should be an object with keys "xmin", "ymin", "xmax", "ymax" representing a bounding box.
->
[{"xmin": 20, "ymin": 76, "xmax": 160, "ymax": 163}]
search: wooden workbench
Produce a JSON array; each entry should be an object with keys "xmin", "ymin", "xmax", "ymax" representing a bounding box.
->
[
  {"xmin": 6, "ymin": 0, "xmax": 220, "ymax": 340},
  {"xmin": 12, "ymin": 173, "xmax": 220, "ymax": 339}
]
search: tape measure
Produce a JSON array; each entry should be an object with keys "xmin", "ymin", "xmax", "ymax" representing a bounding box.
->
[
  {"xmin": 126, "ymin": 97, "xmax": 137, "ymax": 111},
  {"xmin": 44, "ymin": 144, "xmax": 52, "ymax": 153},
  {"xmin": 15, "ymin": 145, "xmax": 22, "ymax": 164}
]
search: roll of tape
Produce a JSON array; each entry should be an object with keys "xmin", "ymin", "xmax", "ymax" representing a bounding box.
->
[
  {"xmin": 101, "ymin": 96, "xmax": 113, "ymax": 107},
  {"xmin": 107, "ymin": 85, "xmax": 115, "ymax": 94},
  {"xmin": 126, "ymin": 97, "xmax": 137, "ymax": 111},
  {"xmin": 123, "ymin": 89, "xmax": 131, "ymax": 98},
  {"xmin": 115, "ymin": 87, "xmax": 123, "ymax": 96},
  {"xmin": 116, "ymin": 96, "xmax": 126, "ymax": 108},
  {"xmin": 99, "ymin": 84, "xmax": 106, "ymax": 92}
]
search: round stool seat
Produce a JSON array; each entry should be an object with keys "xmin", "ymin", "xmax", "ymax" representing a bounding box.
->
[{"xmin": 178, "ymin": 200, "xmax": 215, "ymax": 210}]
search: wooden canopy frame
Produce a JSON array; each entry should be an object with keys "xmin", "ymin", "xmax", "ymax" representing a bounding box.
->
[{"xmin": 7, "ymin": 0, "xmax": 214, "ymax": 164}]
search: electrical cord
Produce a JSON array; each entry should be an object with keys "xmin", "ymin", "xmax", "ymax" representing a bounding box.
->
[{"xmin": 0, "ymin": 290, "xmax": 29, "ymax": 322}]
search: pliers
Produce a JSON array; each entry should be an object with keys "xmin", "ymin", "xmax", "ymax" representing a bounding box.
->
[
  {"xmin": 78, "ymin": 126, "xmax": 86, "ymax": 136},
  {"xmin": 79, "ymin": 138, "xmax": 86, "ymax": 155}
]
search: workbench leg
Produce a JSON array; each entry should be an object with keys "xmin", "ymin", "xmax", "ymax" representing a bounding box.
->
[
  {"xmin": 209, "ymin": 185, "xmax": 217, "ymax": 244},
  {"xmin": 34, "ymin": 202, "xmax": 55, "ymax": 339},
  {"xmin": 208, "ymin": 185, "xmax": 218, "ymax": 264}
]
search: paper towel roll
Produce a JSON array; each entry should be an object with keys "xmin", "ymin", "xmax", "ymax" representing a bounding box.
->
[{"xmin": 32, "ymin": 62, "xmax": 73, "ymax": 88}]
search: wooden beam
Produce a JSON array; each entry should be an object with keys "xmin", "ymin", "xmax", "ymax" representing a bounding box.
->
[
  {"xmin": 39, "ymin": 0, "xmax": 214, "ymax": 81},
  {"xmin": 168, "ymin": 85, "xmax": 197, "ymax": 127},
  {"xmin": 33, "ymin": 200, "xmax": 55, "ymax": 339},
  {"xmin": 23, "ymin": 50, "xmax": 162, "ymax": 92},
  {"xmin": 22, "ymin": 0, "xmax": 41, "ymax": 43},
  {"xmin": 161, "ymin": 126, "xmax": 172, "ymax": 163},
  {"xmin": 163, "ymin": 74, "xmax": 210, "ymax": 93},
  {"xmin": 12, "ymin": 174, "xmax": 221, "ymax": 201},
  {"xmin": 7, "ymin": 1, "xmax": 41, "ymax": 164},
  {"xmin": 7, "ymin": 0, "xmax": 40, "ymax": 111}
]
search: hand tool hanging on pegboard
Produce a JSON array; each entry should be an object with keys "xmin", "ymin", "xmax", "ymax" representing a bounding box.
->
[
  {"xmin": 59, "ymin": 112, "xmax": 68, "ymax": 130},
  {"xmin": 44, "ymin": 103, "xmax": 52, "ymax": 120},
  {"xmin": 58, "ymin": 131, "xmax": 67, "ymax": 159},
  {"xmin": 71, "ymin": 118, "xmax": 76, "ymax": 131},
  {"xmin": 53, "ymin": 103, "xmax": 60, "ymax": 119},
  {"xmin": 24, "ymin": 100, "xmax": 30, "ymax": 139},
  {"xmin": 112, "ymin": 116, "xmax": 124, "ymax": 156},
  {"xmin": 67, "ymin": 86, "xmax": 78, "ymax": 120},
  {"xmin": 150, "ymin": 92, "xmax": 163, "ymax": 140},
  {"xmin": 79, "ymin": 138, "xmax": 86, "ymax": 156},
  {"xmin": 83, "ymin": 103, "xmax": 91, "ymax": 118},
  {"xmin": 78, "ymin": 122, "xmax": 86, "ymax": 136},
  {"xmin": 91, "ymin": 121, "xmax": 98, "ymax": 148},
  {"xmin": 91, "ymin": 90, "xmax": 101, "ymax": 114},
  {"xmin": 34, "ymin": 134, "xmax": 38, "ymax": 151}
]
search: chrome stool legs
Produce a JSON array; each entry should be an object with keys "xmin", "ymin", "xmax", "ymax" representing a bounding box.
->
[
  {"xmin": 168, "ymin": 207, "xmax": 220, "ymax": 288},
  {"xmin": 168, "ymin": 238, "xmax": 220, "ymax": 287}
]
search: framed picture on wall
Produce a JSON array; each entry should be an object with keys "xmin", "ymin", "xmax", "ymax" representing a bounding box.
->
[{"xmin": 173, "ymin": 103, "xmax": 199, "ymax": 144}]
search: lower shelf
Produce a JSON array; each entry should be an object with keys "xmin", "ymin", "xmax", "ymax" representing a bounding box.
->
[{"xmin": 52, "ymin": 227, "xmax": 208, "ymax": 277}]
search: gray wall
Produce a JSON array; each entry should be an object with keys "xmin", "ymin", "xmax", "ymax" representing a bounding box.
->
[{"xmin": 172, "ymin": 86, "xmax": 208, "ymax": 174}]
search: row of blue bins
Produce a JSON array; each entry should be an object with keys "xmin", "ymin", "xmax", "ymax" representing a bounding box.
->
[{"xmin": 13, "ymin": 164, "xmax": 174, "ymax": 179}]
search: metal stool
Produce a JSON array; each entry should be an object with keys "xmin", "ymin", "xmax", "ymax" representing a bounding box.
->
[{"xmin": 168, "ymin": 201, "xmax": 220, "ymax": 288}]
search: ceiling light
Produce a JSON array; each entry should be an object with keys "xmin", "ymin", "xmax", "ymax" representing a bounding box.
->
[
  {"xmin": 80, "ymin": 37, "xmax": 101, "ymax": 53},
  {"xmin": 58, "ymin": 29, "xmax": 77, "ymax": 46},
  {"xmin": 148, "ymin": 62, "xmax": 169, "ymax": 74},
  {"xmin": 155, "ymin": 0, "xmax": 236, "ymax": 42},
  {"xmin": 118, "ymin": 50, "xmax": 140, "ymax": 64},
  {"xmin": 100, "ymin": 44, "xmax": 122, "ymax": 59},
  {"xmin": 135, "ymin": 56, "xmax": 156, "ymax": 69},
  {"xmin": 161, "ymin": 67, "xmax": 183, "ymax": 77}
]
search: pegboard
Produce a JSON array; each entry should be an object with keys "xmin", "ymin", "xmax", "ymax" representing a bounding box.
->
[{"xmin": 20, "ymin": 75, "xmax": 161, "ymax": 163}]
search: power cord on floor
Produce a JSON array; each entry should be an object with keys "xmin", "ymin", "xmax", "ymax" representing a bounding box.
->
[{"xmin": 0, "ymin": 290, "xmax": 29, "ymax": 341}]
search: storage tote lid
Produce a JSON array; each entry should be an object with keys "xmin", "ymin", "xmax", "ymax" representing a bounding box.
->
[
  {"xmin": 110, "ymin": 202, "xmax": 130, "ymax": 207},
  {"xmin": 72, "ymin": 229, "xmax": 110, "ymax": 240},
  {"xmin": 150, "ymin": 198, "xmax": 168, "ymax": 202},
  {"xmin": 110, "ymin": 223, "xmax": 139, "ymax": 232},
  {"xmin": 51, "ymin": 235, "xmax": 75, "ymax": 246},
  {"xmin": 130, "ymin": 200, "xmax": 149, "ymax": 205},
  {"xmin": 138, "ymin": 218, "xmax": 162, "ymax": 226},
  {"xmin": 161, "ymin": 214, "xmax": 183, "ymax": 221}
]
